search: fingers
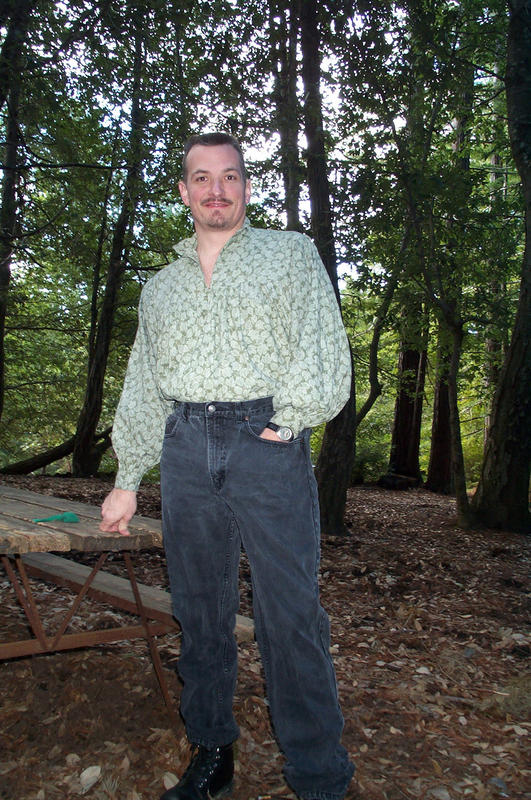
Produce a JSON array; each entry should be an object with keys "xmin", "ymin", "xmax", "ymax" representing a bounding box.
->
[
  {"xmin": 117, "ymin": 518, "xmax": 131, "ymax": 537},
  {"xmin": 259, "ymin": 427, "xmax": 283, "ymax": 442},
  {"xmin": 100, "ymin": 488, "xmax": 137, "ymax": 536},
  {"xmin": 99, "ymin": 512, "xmax": 132, "ymax": 536},
  {"xmin": 100, "ymin": 516, "xmax": 131, "ymax": 536}
]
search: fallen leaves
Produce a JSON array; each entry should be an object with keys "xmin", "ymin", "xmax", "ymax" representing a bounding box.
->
[
  {"xmin": 79, "ymin": 765, "xmax": 101, "ymax": 793},
  {"xmin": 0, "ymin": 478, "xmax": 529, "ymax": 800}
]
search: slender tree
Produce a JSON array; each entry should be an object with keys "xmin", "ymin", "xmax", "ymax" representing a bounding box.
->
[
  {"xmin": 0, "ymin": 0, "xmax": 32, "ymax": 420},
  {"xmin": 72, "ymin": 2, "xmax": 146, "ymax": 475},
  {"xmin": 471, "ymin": 0, "xmax": 531, "ymax": 533},
  {"xmin": 270, "ymin": 0, "xmax": 303, "ymax": 232},
  {"xmin": 299, "ymin": 0, "xmax": 356, "ymax": 536},
  {"xmin": 386, "ymin": 306, "xmax": 428, "ymax": 484},
  {"xmin": 426, "ymin": 58, "xmax": 474, "ymax": 495},
  {"xmin": 425, "ymin": 321, "xmax": 453, "ymax": 493},
  {"xmin": 0, "ymin": 0, "xmax": 33, "ymax": 114}
]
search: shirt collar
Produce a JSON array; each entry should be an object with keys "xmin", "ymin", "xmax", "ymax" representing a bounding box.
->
[{"xmin": 172, "ymin": 217, "xmax": 250, "ymax": 259}]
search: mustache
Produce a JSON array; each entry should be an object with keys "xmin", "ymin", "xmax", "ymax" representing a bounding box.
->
[{"xmin": 201, "ymin": 197, "xmax": 232, "ymax": 206}]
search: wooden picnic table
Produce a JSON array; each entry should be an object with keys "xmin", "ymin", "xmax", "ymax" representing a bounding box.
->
[
  {"xmin": 0, "ymin": 483, "xmax": 253, "ymax": 719},
  {"xmin": 0, "ymin": 483, "xmax": 164, "ymax": 555}
]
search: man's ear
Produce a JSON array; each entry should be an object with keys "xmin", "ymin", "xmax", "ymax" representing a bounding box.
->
[
  {"xmin": 245, "ymin": 179, "xmax": 251, "ymax": 204},
  {"xmin": 178, "ymin": 180, "xmax": 190, "ymax": 206}
]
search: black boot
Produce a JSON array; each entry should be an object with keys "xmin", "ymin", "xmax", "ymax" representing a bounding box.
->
[{"xmin": 160, "ymin": 743, "xmax": 234, "ymax": 800}]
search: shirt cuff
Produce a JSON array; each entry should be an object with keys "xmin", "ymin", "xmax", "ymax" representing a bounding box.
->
[{"xmin": 115, "ymin": 466, "xmax": 142, "ymax": 492}]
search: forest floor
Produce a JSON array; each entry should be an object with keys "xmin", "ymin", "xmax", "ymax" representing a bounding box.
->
[{"xmin": 0, "ymin": 475, "xmax": 529, "ymax": 800}]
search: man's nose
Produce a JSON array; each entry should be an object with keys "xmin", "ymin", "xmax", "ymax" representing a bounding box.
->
[{"xmin": 211, "ymin": 178, "xmax": 224, "ymax": 195}]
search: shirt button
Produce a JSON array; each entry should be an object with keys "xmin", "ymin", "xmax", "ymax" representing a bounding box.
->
[{"xmin": 207, "ymin": 403, "xmax": 216, "ymax": 413}]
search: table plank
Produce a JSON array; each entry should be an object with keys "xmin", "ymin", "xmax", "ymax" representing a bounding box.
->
[
  {"xmin": 0, "ymin": 485, "xmax": 163, "ymax": 553},
  {"xmin": 0, "ymin": 514, "xmax": 71, "ymax": 553},
  {"xmin": 0, "ymin": 485, "xmax": 103, "ymax": 519},
  {"xmin": 0, "ymin": 485, "xmax": 162, "ymax": 533}
]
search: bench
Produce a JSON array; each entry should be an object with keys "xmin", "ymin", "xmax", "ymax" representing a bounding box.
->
[{"xmin": 21, "ymin": 552, "xmax": 255, "ymax": 642}]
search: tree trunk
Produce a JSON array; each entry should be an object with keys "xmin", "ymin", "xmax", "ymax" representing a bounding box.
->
[
  {"xmin": 88, "ymin": 126, "xmax": 119, "ymax": 365},
  {"xmin": 300, "ymin": 0, "xmax": 338, "ymax": 299},
  {"xmin": 484, "ymin": 152, "xmax": 506, "ymax": 439},
  {"xmin": 471, "ymin": 0, "xmax": 531, "ymax": 533},
  {"xmin": 387, "ymin": 343, "xmax": 427, "ymax": 483},
  {"xmin": 0, "ymin": 85, "xmax": 21, "ymax": 422},
  {"xmin": 0, "ymin": 0, "xmax": 33, "ymax": 115},
  {"xmin": 300, "ymin": 0, "xmax": 356, "ymax": 535},
  {"xmin": 355, "ymin": 233, "xmax": 406, "ymax": 433},
  {"xmin": 315, "ymin": 364, "xmax": 356, "ymax": 534},
  {"xmin": 384, "ymin": 298, "xmax": 428, "ymax": 484},
  {"xmin": 0, "ymin": 1, "xmax": 32, "ymax": 422},
  {"xmin": 425, "ymin": 321, "xmax": 453, "ymax": 494},
  {"xmin": 271, "ymin": 0, "xmax": 303, "ymax": 232},
  {"xmin": 403, "ymin": 53, "xmax": 474, "ymax": 522},
  {"xmin": 72, "ymin": 7, "xmax": 145, "ymax": 476},
  {"xmin": 0, "ymin": 427, "xmax": 111, "ymax": 475},
  {"xmin": 447, "ymin": 321, "xmax": 473, "ymax": 527}
]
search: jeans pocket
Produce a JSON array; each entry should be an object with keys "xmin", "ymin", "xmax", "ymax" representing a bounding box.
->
[
  {"xmin": 164, "ymin": 409, "xmax": 184, "ymax": 438},
  {"xmin": 245, "ymin": 418, "xmax": 266, "ymax": 438},
  {"xmin": 243, "ymin": 418, "xmax": 296, "ymax": 447}
]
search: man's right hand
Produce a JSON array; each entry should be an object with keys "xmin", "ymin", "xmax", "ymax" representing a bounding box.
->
[{"xmin": 100, "ymin": 488, "xmax": 137, "ymax": 536}]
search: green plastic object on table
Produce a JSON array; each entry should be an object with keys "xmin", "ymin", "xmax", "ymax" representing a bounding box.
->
[{"xmin": 32, "ymin": 512, "xmax": 80, "ymax": 523}]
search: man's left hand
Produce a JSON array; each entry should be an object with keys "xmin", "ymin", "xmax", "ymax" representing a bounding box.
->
[{"xmin": 259, "ymin": 427, "xmax": 284, "ymax": 442}]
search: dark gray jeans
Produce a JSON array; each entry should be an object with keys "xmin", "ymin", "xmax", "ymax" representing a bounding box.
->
[{"xmin": 160, "ymin": 397, "xmax": 354, "ymax": 800}]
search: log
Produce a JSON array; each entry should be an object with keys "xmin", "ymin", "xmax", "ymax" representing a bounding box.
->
[{"xmin": 0, "ymin": 427, "xmax": 111, "ymax": 475}]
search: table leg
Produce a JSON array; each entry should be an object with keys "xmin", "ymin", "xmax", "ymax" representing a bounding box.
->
[
  {"xmin": 1, "ymin": 555, "xmax": 49, "ymax": 649},
  {"xmin": 1, "ymin": 550, "xmax": 178, "ymax": 722},
  {"xmin": 50, "ymin": 552, "xmax": 108, "ymax": 650},
  {"xmin": 123, "ymin": 552, "xmax": 178, "ymax": 723}
]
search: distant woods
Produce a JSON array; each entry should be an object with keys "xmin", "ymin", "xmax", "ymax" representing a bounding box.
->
[{"xmin": 0, "ymin": 0, "xmax": 529, "ymax": 534}]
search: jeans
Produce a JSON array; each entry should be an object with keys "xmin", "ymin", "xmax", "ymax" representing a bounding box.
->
[{"xmin": 160, "ymin": 397, "xmax": 354, "ymax": 800}]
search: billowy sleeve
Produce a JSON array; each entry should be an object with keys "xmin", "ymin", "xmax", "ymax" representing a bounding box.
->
[
  {"xmin": 269, "ymin": 235, "xmax": 351, "ymax": 436},
  {"xmin": 112, "ymin": 284, "xmax": 173, "ymax": 490}
]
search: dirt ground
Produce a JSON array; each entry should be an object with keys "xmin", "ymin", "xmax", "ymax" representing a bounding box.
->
[{"xmin": 0, "ymin": 475, "xmax": 529, "ymax": 800}]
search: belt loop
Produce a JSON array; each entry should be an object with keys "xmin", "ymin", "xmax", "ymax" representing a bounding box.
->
[{"xmin": 175, "ymin": 401, "xmax": 188, "ymax": 420}]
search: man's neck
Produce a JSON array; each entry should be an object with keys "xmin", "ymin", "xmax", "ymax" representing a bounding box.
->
[{"xmin": 194, "ymin": 222, "xmax": 244, "ymax": 286}]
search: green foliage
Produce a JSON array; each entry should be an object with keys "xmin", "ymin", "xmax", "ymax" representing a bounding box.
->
[{"xmin": 0, "ymin": 0, "xmax": 526, "ymax": 503}]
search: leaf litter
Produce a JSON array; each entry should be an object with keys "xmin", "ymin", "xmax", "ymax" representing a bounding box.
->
[{"xmin": 0, "ymin": 476, "xmax": 529, "ymax": 799}]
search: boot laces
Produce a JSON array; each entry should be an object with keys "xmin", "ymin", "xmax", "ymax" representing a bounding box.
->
[{"xmin": 183, "ymin": 744, "xmax": 222, "ymax": 784}]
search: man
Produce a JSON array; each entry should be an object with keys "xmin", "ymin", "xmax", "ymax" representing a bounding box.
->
[{"xmin": 100, "ymin": 132, "xmax": 354, "ymax": 800}]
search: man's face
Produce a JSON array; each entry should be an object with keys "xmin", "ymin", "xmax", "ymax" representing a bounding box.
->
[{"xmin": 178, "ymin": 144, "xmax": 251, "ymax": 235}]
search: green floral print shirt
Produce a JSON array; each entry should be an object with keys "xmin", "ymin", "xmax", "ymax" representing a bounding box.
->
[{"xmin": 112, "ymin": 220, "xmax": 351, "ymax": 490}]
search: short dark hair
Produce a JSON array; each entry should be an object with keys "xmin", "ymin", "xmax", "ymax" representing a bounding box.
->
[{"xmin": 182, "ymin": 132, "xmax": 247, "ymax": 180}]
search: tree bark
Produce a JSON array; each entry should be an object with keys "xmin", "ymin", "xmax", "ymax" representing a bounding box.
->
[
  {"xmin": 315, "ymin": 363, "xmax": 356, "ymax": 534},
  {"xmin": 0, "ymin": 85, "xmax": 21, "ymax": 422},
  {"xmin": 387, "ymin": 341, "xmax": 427, "ymax": 483},
  {"xmin": 0, "ymin": 427, "xmax": 111, "ymax": 475},
  {"xmin": 271, "ymin": 0, "xmax": 303, "ymax": 232},
  {"xmin": 88, "ymin": 126, "xmax": 119, "ymax": 365},
  {"xmin": 300, "ymin": 0, "xmax": 356, "ymax": 535},
  {"xmin": 0, "ymin": 0, "xmax": 33, "ymax": 114},
  {"xmin": 447, "ymin": 321, "xmax": 472, "ymax": 527},
  {"xmin": 471, "ymin": 0, "xmax": 531, "ymax": 533},
  {"xmin": 400, "ymin": 49, "xmax": 474, "ymax": 522},
  {"xmin": 300, "ymin": 0, "xmax": 339, "ymax": 299},
  {"xmin": 72, "ymin": 6, "xmax": 145, "ymax": 476},
  {"xmin": 0, "ymin": 1, "xmax": 32, "ymax": 422},
  {"xmin": 425, "ymin": 321, "xmax": 453, "ymax": 494}
]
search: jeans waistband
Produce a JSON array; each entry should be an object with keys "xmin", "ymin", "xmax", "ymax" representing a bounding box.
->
[{"xmin": 174, "ymin": 397, "xmax": 273, "ymax": 420}]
